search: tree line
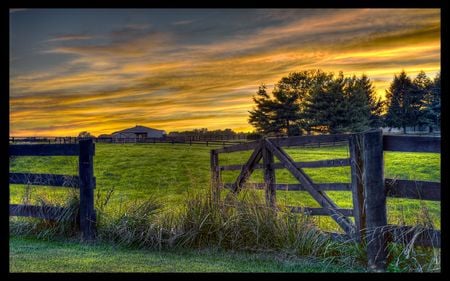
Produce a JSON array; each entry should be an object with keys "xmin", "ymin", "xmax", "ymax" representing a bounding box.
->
[{"xmin": 249, "ymin": 69, "xmax": 440, "ymax": 136}]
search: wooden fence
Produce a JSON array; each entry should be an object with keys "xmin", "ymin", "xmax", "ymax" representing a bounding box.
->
[
  {"xmin": 210, "ymin": 129, "xmax": 440, "ymax": 271},
  {"xmin": 9, "ymin": 139, "xmax": 96, "ymax": 240},
  {"xmin": 9, "ymin": 136, "xmax": 248, "ymax": 147}
]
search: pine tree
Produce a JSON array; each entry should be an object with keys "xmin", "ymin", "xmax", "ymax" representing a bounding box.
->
[
  {"xmin": 248, "ymin": 85, "xmax": 279, "ymax": 135},
  {"xmin": 422, "ymin": 72, "xmax": 441, "ymax": 132},
  {"xmin": 411, "ymin": 71, "xmax": 433, "ymax": 130},
  {"xmin": 358, "ymin": 74, "xmax": 384, "ymax": 128},
  {"xmin": 385, "ymin": 71, "xmax": 415, "ymax": 133}
]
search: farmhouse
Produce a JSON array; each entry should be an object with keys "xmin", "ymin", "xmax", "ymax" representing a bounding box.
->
[{"xmin": 112, "ymin": 125, "xmax": 166, "ymax": 139}]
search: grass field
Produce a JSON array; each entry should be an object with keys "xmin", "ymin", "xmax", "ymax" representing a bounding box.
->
[
  {"xmin": 10, "ymin": 236, "xmax": 365, "ymax": 272},
  {"xmin": 10, "ymin": 142, "xmax": 441, "ymax": 230},
  {"xmin": 9, "ymin": 142, "xmax": 441, "ymax": 272}
]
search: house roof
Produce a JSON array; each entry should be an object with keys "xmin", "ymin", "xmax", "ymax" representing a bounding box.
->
[{"xmin": 112, "ymin": 125, "xmax": 165, "ymax": 134}]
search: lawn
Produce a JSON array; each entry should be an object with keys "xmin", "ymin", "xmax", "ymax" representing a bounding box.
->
[
  {"xmin": 9, "ymin": 236, "xmax": 365, "ymax": 272},
  {"xmin": 10, "ymin": 142, "xmax": 441, "ymax": 231},
  {"xmin": 9, "ymin": 142, "xmax": 440, "ymax": 272}
]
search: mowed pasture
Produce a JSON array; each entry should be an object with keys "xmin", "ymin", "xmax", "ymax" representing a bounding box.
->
[{"xmin": 9, "ymin": 142, "xmax": 441, "ymax": 232}]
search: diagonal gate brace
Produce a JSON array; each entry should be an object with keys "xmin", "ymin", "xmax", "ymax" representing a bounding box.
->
[
  {"xmin": 264, "ymin": 139, "xmax": 355, "ymax": 236},
  {"xmin": 231, "ymin": 141, "xmax": 263, "ymax": 193}
]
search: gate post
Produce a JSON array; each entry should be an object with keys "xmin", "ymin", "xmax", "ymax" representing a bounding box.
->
[
  {"xmin": 262, "ymin": 139, "xmax": 276, "ymax": 208},
  {"xmin": 352, "ymin": 129, "xmax": 387, "ymax": 271},
  {"xmin": 210, "ymin": 149, "xmax": 220, "ymax": 204},
  {"xmin": 79, "ymin": 139, "xmax": 96, "ymax": 241},
  {"xmin": 349, "ymin": 133, "xmax": 365, "ymax": 243}
]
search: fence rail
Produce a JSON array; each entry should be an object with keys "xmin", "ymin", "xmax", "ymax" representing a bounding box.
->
[
  {"xmin": 9, "ymin": 139, "xmax": 96, "ymax": 240},
  {"xmin": 210, "ymin": 130, "xmax": 441, "ymax": 271}
]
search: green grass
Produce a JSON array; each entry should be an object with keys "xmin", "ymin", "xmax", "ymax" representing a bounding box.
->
[
  {"xmin": 10, "ymin": 236, "xmax": 365, "ymax": 272},
  {"xmin": 9, "ymin": 142, "xmax": 440, "ymax": 272},
  {"xmin": 10, "ymin": 143, "xmax": 441, "ymax": 231}
]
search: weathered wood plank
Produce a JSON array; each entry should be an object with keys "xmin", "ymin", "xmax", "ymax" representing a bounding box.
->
[
  {"xmin": 268, "ymin": 133, "xmax": 351, "ymax": 148},
  {"xmin": 385, "ymin": 179, "xmax": 440, "ymax": 201},
  {"xmin": 220, "ymin": 158, "xmax": 351, "ymax": 171},
  {"xmin": 262, "ymin": 142, "xmax": 276, "ymax": 208},
  {"xmin": 387, "ymin": 225, "xmax": 440, "ymax": 248},
  {"xmin": 9, "ymin": 144, "xmax": 80, "ymax": 156},
  {"xmin": 231, "ymin": 143, "xmax": 263, "ymax": 193},
  {"xmin": 215, "ymin": 140, "xmax": 260, "ymax": 153},
  {"xmin": 362, "ymin": 130, "xmax": 387, "ymax": 271},
  {"xmin": 289, "ymin": 206, "xmax": 354, "ymax": 217},
  {"xmin": 223, "ymin": 183, "xmax": 351, "ymax": 191},
  {"xmin": 79, "ymin": 139, "xmax": 96, "ymax": 240},
  {"xmin": 10, "ymin": 204, "xmax": 72, "ymax": 221},
  {"xmin": 264, "ymin": 139, "xmax": 355, "ymax": 235},
  {"xmin": 9, "ymin": 173, "xmax": 80, "ymax": 188},
  {"xmin": 210, "ymin": 150, "xmax": 220, "ymax": 203},
  {"xmin": 349, "ymin": 133, "xmax": 366, "ymax": 243},
  {"xmin": 383, "ymin": 135, "xmax": 440, "ymax": 153}
]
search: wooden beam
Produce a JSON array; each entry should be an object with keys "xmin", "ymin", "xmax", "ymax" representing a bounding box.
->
[
  {"xmin": 79, "ymin": 139, "xmax": 96, "ymax": 241},
  {"xmin": 264, "ymin": 139, "xmax": 355, "ymax": 235},
  {"xmin": 262, "ymin": 142, "xmax": 276, "ymax": 208},
  {"xmin": 9, "ymin": 173, "xmax": 80, "ymax": 188},
  {"xmin": 289, "ymin": 206, "xmax": 353, "ymax": 217},
  {"xmin": 361, "ymin": 130, "xmax": 387, "ymax": 272},
  {"xmin": 383, "ymin": 135, "xmax": 440, "ymax": 153},
  {"xmin": 231, "ymin": 143, "xmax": 263, "ymax": 193},
  {"xmin": 9, "ymin": 144, "xmax": 80, "ymax": 156},
  {"xmin": 223, "ymin": 183, "xmax": 351, "ymax": 191},
  {"xmin": 215, "ymin": 140, "xmax": 260, "ymax": 153},
  {"xmin": 220, "ymin": 158, "xmax": 351, "ymax": 171},
  {"xmin": 385, "ymin": 179, "xmax": 440, "ymax": 201},
  {"xmin": 10, "ymin": 204, "xmax": 72, "ymax": 221},
  {"xmin": 268, "ymin": 133, "xmax": 351, "ymax": 148}
]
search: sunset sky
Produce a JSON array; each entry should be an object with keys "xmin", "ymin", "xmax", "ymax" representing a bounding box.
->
[{"xmin": 10, "ymin": 9, "xmax": 440, "ymax": 137}]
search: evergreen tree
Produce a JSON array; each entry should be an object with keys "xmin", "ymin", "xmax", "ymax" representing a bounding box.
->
[
  {"xmin": 358, "ymin": 74, "xmax": 384, "ymax": 128},
  {"xmin": 422, "ymin": 72, "xmax": 441, "ymax": 132},
  {"xmin": 248, "ymin": 85, "xmax": 278, "ymax": 135},
  {"xmin": 385, "ymin": 71, "xmax": 415, "ymax": 133},
  {"xmin": 411, "ymin": 71, "xmax": 433, "ymax": 130}
]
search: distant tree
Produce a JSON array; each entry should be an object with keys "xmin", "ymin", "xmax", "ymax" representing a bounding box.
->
[
  {"xmin": 248, "ymin": 84, "xmax": 279, "ymax": 135},
  {"xmin": 421, "ymin": 72, "xmax": 441, "ymax": 132},
  {"xmin": 78, "ymin": 131, "xmax": 94, "ymax": 139},
  {"xmin": 410, "ymin": 71, "xmax": 433, "ymax": 130},
  {"xmin": 358, "ymin": 74, "xmax": 384, "ymax": 128}
]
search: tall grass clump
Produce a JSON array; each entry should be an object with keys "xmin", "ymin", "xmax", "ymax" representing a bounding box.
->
[
  {"xmin": 385, "ymin": 200, "xmax": 440, "ymax": 272},
  {"xmin": 9, "ymin": 185, "xmax": 80, "ymax": 240}
]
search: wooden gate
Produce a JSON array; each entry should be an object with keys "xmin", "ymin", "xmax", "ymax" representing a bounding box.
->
[{"xmin": 211, "ymin": 129, "xmax": 441, "ymax": 271}]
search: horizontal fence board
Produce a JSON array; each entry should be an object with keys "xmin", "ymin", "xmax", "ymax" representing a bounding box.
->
[
  {"xmin": 10, "ymin": 144, "xmax": 80, "ymax": 156},
  {"xmin": 9, "ymin": 204, "xmax": 73, "ymax": 221},
  {"xmin": 9, "ymin": 173, "xmax": 80, "ymax": 188},
  {"xmin": 288, "ymin": 206, "xmax": 354, "ymax": 217},
  {"xmin": 387, "ymin": 225, "xmax": 440, "ymax": 248},
  {"xmin": 223, "ymin": 182, "xmax": 351, "ymax": 191},
  {"xmin": 268, "ymin": 134, "xmax": 351, "ymax": 147},
  {"xmin": 385, "ymin": 179, "xmax": 440, "ymax": 201},
  {"xmin": 220, "ymin": 158, "xmax": 351, "ymax": 171},
  {"xmin": 383, "ymin": 135, "xmax": 440, "ymax": 153},
  {"xmin": 214, "ymin": 140, "xmax": 260, "ymax": 153}
]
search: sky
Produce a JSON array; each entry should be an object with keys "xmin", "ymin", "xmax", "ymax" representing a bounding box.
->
[{"xmin": 10, "ymin": 9, "xmax": 440, "ymax": 137}]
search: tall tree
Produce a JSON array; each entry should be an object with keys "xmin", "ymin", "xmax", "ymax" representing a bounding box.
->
[
  {"xmin": 358, "ymin": 74, "xmax": 384, "ymax": 128},
  {"xmin": 422, "ymin": 72, "xmax": 441, "ymax": 132},
  {"xmin": 411, "ymin": 71, "xmax": 433, "ymax": 130},
  {"xmin": 248, "ymin": 85, "xmax": 278, "ymax": 135},
  {"xmin": 385, "ymin": 71, "xmax": 415, "ymax": 133}
]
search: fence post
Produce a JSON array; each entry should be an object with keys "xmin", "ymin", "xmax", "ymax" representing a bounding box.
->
[
  {"xmin": 362, "ymin": 129, "xmax": 387, "ymax": 272},
  {"xmin": 349, "ymin": 133, "xmax": 365, "ymax": 243},
  {"xmin": 262, "ymin": 139, "xmax": 276, "ymax": 208},
  {"xmin": 210, "ymin": 150, "xmax": 220, "ymax": 204},
  {"xmin": 79, "ymin": 139, "xmax": 96, "ymax": 241}
]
